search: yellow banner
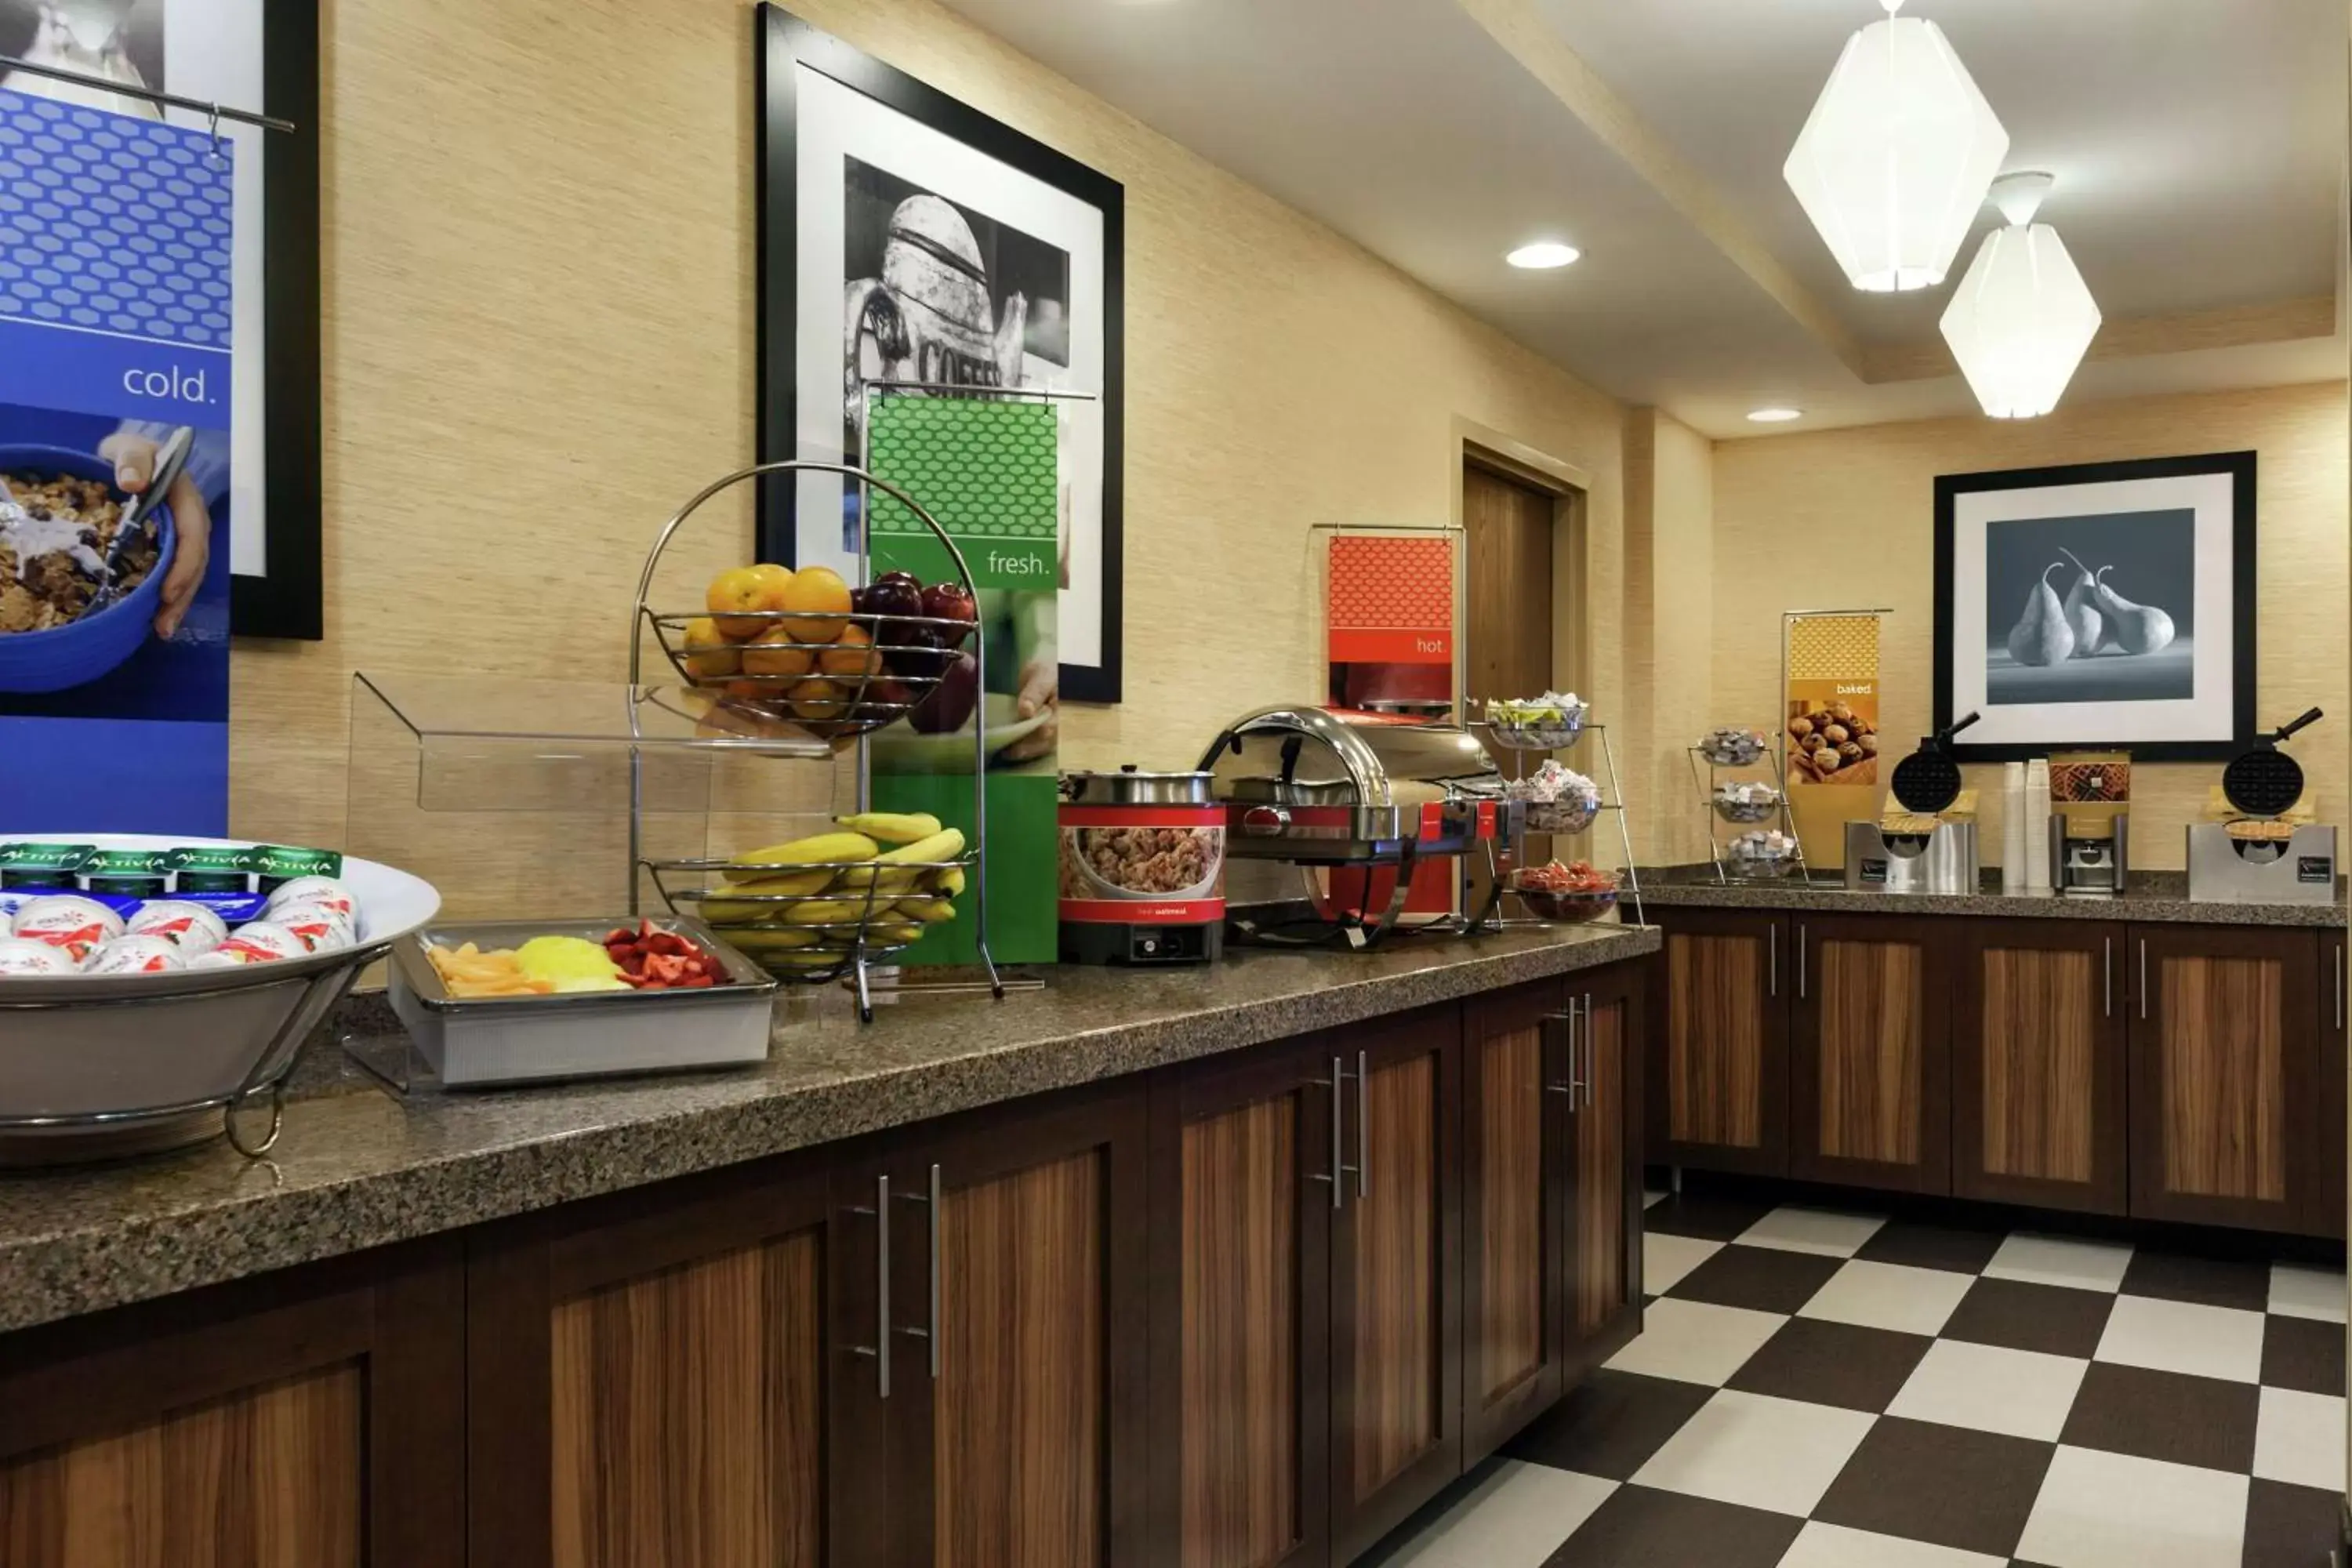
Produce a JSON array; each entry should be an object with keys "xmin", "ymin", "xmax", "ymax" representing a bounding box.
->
[{"xmin": 1784, "ymin": 615, "xmax": 1882, "ymax": 869}]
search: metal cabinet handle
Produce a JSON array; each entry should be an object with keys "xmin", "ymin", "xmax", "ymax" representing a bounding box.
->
[
  {"xmin": 1769, "ymin": 923, "xmax": 1777, "ymax": 998},
  {"xmin": 1545, "ymin": 1010, "xmax": 1576, "ymax": 1095},
  {"xmin": 1584, "ymin": 993, "xmax": 1598, "ymax": 1111},
  {"xmin": 2336, "ymin": 943, "xmax": 2343, "ymax": 1033},
  {"xmin": 1356, "ymin": 1048, "xmax": 1370, "ymax": 1200},
  {"xmin": 1308, "ymin": 1057, "xmax": 1345, "ymax": 1210},
  {"xmin": 2140, "ymin": 940, "xmax": 2148, "ymax": 1021},
  {"xmin": 1798, "ymin": 924, "xmax": 1808, "ymax": 1000},
  {"xmin": 2103, "ymin": 937, "xmax": 2112, "ymax": 1019},
  {"xmin": 891, "ymin": 1163, "xmax": 942, "ymax": 1380},
  {"xmin": 848, "ymin": 1173, "xmax": 892, "ymax": 1398}
]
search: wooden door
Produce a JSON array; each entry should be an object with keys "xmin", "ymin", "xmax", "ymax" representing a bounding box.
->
[
  {"xmin": 1565, "ymin": 963, "xmax": 1646, "ymax": 1377},
  {"xmin": 1649, "ymin": 908, "xmax": 1789, "ymax": 1174},
  {"xmin": 463, "ymin": 1159, "xmax": 837, "ymax": 1568},
  {"xmin": 2128, "ymin": 927, "xmax": 2322, "ymax": 1232},
  {"xmin": 0, "ymin": 1240, "xmax": 463, "ymax": 1568},
  {"xmin": 2321, "ymin": 932, "xmax": 2347, "ymax": 1240},
  {"xmin": 1461, "ymin": 980, "xmax": 1568, "ymax": 1466},
  {"xmin": 1329, "ymin": 1003, "xmax": 1463, "ymax": 1565},
  {"xmin": 1952, "ymin": 920, "xmax": 2128, "ymax": 1215},
  {"xmin": 1145, "ymin": 1040, "xmax": 1334, "ymax": 1568},
  {"xmin": 1464, "ymin": 461, "xmax": 1561, "ymax": 898},
  {"xmin": 1788, "ymin": 914, "xmax": 1952, "ymax": 1194},
  {"xmin": 887, "ymin": 1081, "xmax": 1150, "ymax": 1568}
]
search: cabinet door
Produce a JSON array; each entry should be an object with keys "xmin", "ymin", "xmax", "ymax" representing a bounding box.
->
[
  {"xmin": 2128, "ymin": 927, "xmax": 2322, "ymax": 1232},
  {"xmin": 1952, "ymin": 920, "xmax": 2128, "ymax": 1215},
  {"xmin": 0, "ymin": 1240, "xmax": 463, "ymax": 1568},
  {"xmin": 1650, "ymin": 909, "xmax": 1788, "ymax": 1174},
  {"xmin": 1461, "ymin": 980, "xmax": 1567, "ymax": 1466},
  {"xmin": 1330, "ymin": 1004, "xmax": 1463, "ymax": 1565},
  {"xmin": 1565, "ymin": 963, "xmax": 1646, "ymax": 1377},
  {"xmin": 886, "ymin": 1082, "xmax": 1150, "ymax": 1568},
  {"xmin": 464, "ymin": 1162, "xmax": 837, "ymax": 1568},
  {"xmin": 1788, "ymin": 914, "xmax": 1951, "ymax": 1194},
  {"xmin": 2321, "ymin": 934, "xmax": 2347, "ymax": 1240},
  {"xmin": 1145, "ymin": 1042, "xmax": 1334, "ymax": 1568}
]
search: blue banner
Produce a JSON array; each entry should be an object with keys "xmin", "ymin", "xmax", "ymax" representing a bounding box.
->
[{"xmin": 0, "ymin": 89, "xmax": 234, "ymax": 835}]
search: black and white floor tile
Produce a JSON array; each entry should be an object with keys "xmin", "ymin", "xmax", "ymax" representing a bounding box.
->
[{"xmin": 1365, "ymin": 1191, "xmax": 2348, "ymax": 1568}]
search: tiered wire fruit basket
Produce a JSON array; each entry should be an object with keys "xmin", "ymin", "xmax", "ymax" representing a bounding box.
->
[
  {"xmin": 628, "ymin": 459, "xmax": 998, "ymax": 1022},
  {"xmin": 1690, "ymin": 731, "xmax": 1809, "ymax": 884},
  {"xmin": 1475, "ymin": 705, "xmax": 1646, "ymax": 926}
]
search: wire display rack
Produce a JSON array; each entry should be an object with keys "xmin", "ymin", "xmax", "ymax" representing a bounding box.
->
[
  {"xmin": 1690, "ymin": 740, "xmax": 1810, "ymax": 885},
  {"xmin": 1474, "ymin": 713, "xmax": 1646, "ymax": 927}
]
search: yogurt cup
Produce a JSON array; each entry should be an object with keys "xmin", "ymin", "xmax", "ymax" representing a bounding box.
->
[
  {"xmin": 270, "ymin": 906, "xmax": 352, "ymax": 953},
  {"xmin": 264, "ymin": 876, "xmax": 356, "ymax": 920},
  {"xmin": 211, "ymin": 921, "xmax": 309, "ymax": 963},
  {"xmin": 127, "ymin": 899, "xmax": 230, "ymax": 956},
  {"xmin": 0, "ymin": 936, "xmax": 79, "ymax": 975},
  {"xmin": 12, "ymin": 894, "xmax": 127, "ymax": 962},
  {"xmin": 85, "ymin": 934, "xmax": 187, "ymax": 975}
]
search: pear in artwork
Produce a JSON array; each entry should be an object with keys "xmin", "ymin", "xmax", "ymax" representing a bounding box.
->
[
  {"xmin": 2056, "ymin": 549, "xmax": 2106, "ymax": 657},
  {"xmin": 2006, "ymin": 562, "xmax": 2078, "ymax": 667},
  {"xmin": 2090, "ymin": 567, "xmax": 2177, "ymax": 655}
]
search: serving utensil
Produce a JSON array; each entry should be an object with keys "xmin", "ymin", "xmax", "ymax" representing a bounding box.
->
[{"xmin": 89, "ymin": 425, "xmax": 192, "ymax": 612}]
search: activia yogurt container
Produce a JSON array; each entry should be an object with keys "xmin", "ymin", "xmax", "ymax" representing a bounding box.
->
[
  {"xmin": 84, "ymin": 934, "xmax": 186, "ymax": 975},
  {"xmin": 264, "ymin": 876, "xmax": 357, "ymax": 920},
  {"xmin": 213, "ymin": 921, "xmax": 308, "ymax": 962},
  {"xmin": 0, "ymin": 936, "xmax": 78, "ymax": 975},
  {"xmin": 126, "ymin": 899, "xmax": 230, "ymax": 956},
  {"xmin": 12, "ymin": 894, "xmax": 127, "ymax": 962}
]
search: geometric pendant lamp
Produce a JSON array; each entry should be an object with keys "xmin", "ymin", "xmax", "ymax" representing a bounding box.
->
[
  {"xmin": 1784, "ymin": 0, "xmax": 2010, "ymax": 292},
  {"xmin": 1939, "ymin": 172, "xmax": 2103, "ymax": 419}
]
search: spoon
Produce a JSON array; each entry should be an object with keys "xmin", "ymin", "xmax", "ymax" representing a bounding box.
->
[{"xmin": 90, "ymin": 426, "xmax": 194, "ymax": 611}]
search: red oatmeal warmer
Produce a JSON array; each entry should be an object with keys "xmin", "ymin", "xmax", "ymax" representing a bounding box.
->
[{"xmin": 1055, "ymin": 767, "xmax": 1227, "ymax": 965}]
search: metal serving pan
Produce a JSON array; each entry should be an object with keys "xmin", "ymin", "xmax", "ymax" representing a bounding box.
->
[{"xmin": 1200, "ymin": 706, "xmax": 1505, "ymax": 863}]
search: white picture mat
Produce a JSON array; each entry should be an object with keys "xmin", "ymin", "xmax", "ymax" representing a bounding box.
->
[
  {"xmin": 160, "ymin": 0, "xmax": 264, "ymax": 577},
  {"xmin": 792, "ymin": 67, "xmax": 1105, "ymax": 665},
  {"xmin": 1949, "ymin": 471, "xmax": 2237, "ymax": 747}
]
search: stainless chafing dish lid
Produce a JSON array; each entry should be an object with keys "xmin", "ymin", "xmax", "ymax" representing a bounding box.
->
[{"xmin": 1198, "ymin": 706, "xmax": 1501, "ymax": 807}]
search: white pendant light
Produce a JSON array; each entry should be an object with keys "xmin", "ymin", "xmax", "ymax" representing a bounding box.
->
[
  {"xmin": 1940, "ymin": 172, "xmax": 2103, "ymax": 419},
  {"xmin": 1784, "ymin": 0, "xmax": 2010, "ymax": 292}
]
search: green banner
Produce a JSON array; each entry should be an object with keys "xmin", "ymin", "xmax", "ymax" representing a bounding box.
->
[{"xmin": 868, "ymin": 397, "xmax": 1060, "ymax": 590}]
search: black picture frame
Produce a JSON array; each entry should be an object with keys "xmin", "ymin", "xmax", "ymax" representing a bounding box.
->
[
  {"xmin": 754, "ymin": 3, "xmax": 1125, "ymax": 704},
  {"xmin": 238, "ymin": 0, "xmax": 323, "ymax": 641},
  {"xmin": 1933, "ymin": 450, "xmax": 2257, "ymax": 762}
]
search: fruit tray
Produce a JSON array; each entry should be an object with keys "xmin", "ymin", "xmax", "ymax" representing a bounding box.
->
[{"xmin": 639, "ymin": 595, "xmax": 981, "ymax": 742}]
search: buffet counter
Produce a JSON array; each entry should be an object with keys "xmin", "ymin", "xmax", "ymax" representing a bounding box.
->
[
  {"xmin": 1640, "ymin": 866, "xmax": 2347, "ymax": 927},
  {"xmin": 0, "ymin": 923, "xmax": 1653, "ymax": 1335}
]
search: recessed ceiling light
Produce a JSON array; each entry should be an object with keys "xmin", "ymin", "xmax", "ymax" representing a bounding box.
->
[
  {"xmin": 1505, "ymin": 241, "xmax": 1581, "ymax": 270},
  {"xmin": 1747, "ymin": 407, "xmax": 1804, "ymax": 423}
]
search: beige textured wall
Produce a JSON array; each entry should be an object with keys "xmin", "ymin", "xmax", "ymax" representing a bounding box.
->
[
  {"xmin": 1621, "ymin": 408, "xmax": 1715, "ymax": 862},
  {"xmin": 233, "ymin": 0, "xmax": 1626, "ymax": 907},
  {"xmin": 1711, "ymin": 381, "xmax": 2350, "ymax": 869}
]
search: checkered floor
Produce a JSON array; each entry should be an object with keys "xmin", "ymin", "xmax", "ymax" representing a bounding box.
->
[{"xmin": 1366, "ymin": 1189, "xmax": 2350, "ymax": 1568}]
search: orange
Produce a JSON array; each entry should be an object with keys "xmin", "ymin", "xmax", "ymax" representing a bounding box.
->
[
  {"xmin": 781, "ymin": 565, "xmax": 853, "ymax": 643},
  {"xmin": 787, "ymin": 677, "xmax": 850, "ymax": 722},
  {"xmin": 742, "ymin": 625, "xmax": 815, "ymax": 680},
  {"xmin": 681, "ymin": 616, "xmax": 739, "ymax": 681},
  {"xmin": 706, "ymin": 563, "xmax": 793, "ymax": 639},
  {"xmin": 817, "ymin": 624, "xmax": 880, "ymax": 681}
]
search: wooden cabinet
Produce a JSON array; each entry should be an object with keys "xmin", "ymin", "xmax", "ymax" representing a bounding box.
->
[
  {"xmin": 1650, "ymin": 909, "xmax": 1788, "ymax": 1175},
  {"xmin": 2128, "ymin": 927, "xmax": 2323, "ymax": 1233},
  {"xmin": 1146, "ymin": 1038, "xmax": 1335, "ymax": 1568},
  {"xmin": 2321, "ymin": 932, "xmax": 2347, "ymax": 1240},
  {"xmin": 1330, "ymin": 1006, "xmax": 1463, "ymax": 1565},
  {"xmin": 1953, "ymin": 920, "xmax": 2129, "ymax": 1215},
  {"xmin": 1462, "ymin": 981, "xmax": 1568, "ymax": 1465},
  {"xmin": 1564, "ymin": 962, "xmax": 1644, "ymax": 1377},
  {"xmin": 0, "ymin": 1240, "xmax": 464, "ymax": 1568},
  {"xmin": 1788, "ymin": 914, "xmax": 1951, "ymax": 1194}
]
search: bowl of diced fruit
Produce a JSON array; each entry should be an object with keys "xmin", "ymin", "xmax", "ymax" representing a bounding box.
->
[{"xmin": 1509, "ymin": 860, "xmax": 1620, "ymax": 923}]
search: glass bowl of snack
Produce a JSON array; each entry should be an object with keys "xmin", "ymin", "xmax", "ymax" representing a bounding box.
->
[
  {"xmin": 1696, "ymin": 727, "xmax": 1769, "ymax": 768},
  {"xmin": 1507, "ymin": 759, "xmax": 1603, "ymax": 834},
  {"xmin": 1726, "ymin": 829, "xmax": 1802, "ymax": 878},
  {"xmin": 1509, "ymin": 859, "xmax": 1620, "ymax": 922},
  {"xmin": 1712, "ymin": 780, "xmax": 1782, "ymax": 825},
  {"xmin": 1484, "ymin": 691, "xmax": 1588, "ymax": 750},
  {"xmin": 0, "ymin": 448, "xmax": 174, "ymax": 695}
]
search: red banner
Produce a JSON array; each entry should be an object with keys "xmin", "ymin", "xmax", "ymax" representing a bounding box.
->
[{"xmin": 1328, "ymin": 535, "xmax": 1454, "ymax": 666}]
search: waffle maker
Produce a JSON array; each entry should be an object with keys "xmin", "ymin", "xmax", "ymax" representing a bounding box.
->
[
  {"xmin": 2189, "ymin": 709, "xmax": 2336, "ymax": 904},
  {"xmin": 1846, "ymin": 712, "xmax": 1983, "ymax": 894}
]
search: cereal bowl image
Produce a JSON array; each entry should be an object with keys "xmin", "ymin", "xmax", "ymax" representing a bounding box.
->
[{"xmin": 0, "ymin": 446, "xmax": 173, "ymax": 695}]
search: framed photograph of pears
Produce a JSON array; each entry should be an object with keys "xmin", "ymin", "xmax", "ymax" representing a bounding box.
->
[{"xmin": 1934, "ymin": 451, "xmax": 2256, "ymax": 762}]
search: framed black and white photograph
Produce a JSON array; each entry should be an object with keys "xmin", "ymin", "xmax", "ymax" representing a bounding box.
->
[
  {"xmin": 756, "ymin": 4, "xmax": 1124, "ymax": 703},
  {"xmin": 1935, "ymin": 451, "xmax": 2256, "ymax": 761},
  {"xmin": 0, "ymin": 0, "xmax": 321, "ymax": 639}
]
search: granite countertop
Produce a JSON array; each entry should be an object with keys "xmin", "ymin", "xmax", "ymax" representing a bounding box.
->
[
  {"xmin": 0, "ymin": 924, "xmax": 1654, "ymax": 1336},
  {"xmin": 1637, "ymin": 868, "xmax": 2347, "ymax": 928}
]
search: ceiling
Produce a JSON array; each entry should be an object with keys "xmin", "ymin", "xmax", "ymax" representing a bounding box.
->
[{"xmin": 937, "ymin": 0, "xmax": 2350, "ymax": 437}]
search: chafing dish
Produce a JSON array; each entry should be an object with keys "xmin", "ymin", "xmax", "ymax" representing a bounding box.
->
[{"xmin": 1200, "ymin": 706, "xmax": 1508, "ymax": 862}]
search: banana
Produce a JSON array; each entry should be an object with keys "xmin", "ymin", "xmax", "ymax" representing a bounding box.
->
[
  {"xmin": 834, "ymin": 811, "xmax": 942, "ymax": 844},
  {"xmin": 722, "ymin": 925, "xmax": 818, "ymax": 951},
  {"xmin": 701, "ymin": 869, "xmax": 834, "ymax": 921},
  {"xmin": 760, "ymin": 949, "xmax": 850, "ymax": 970},
  {"xmin": 897, "ymin": 895, "xmax": 960, "ymax": 924},
  {"xmin": 877, "ymin": 828, "xmax": 967, "ymax": 866},
  {"xmin": 866, "ymin": 920, "xmax": 924, "ymax": 946},
  {"xmin": 722, "ymin": 832, "xmax": 880, "ymax": 883},
  {"xmin": 928, "ymin": 866, "xmax": 967, "ymax": 897},
  {"xmin": 783, "ymin": 898, "xmax": 864, "ymax": 927},
  {"xmin": 830, "ymin": 863, "xmax": 923, "ymax": 898}
]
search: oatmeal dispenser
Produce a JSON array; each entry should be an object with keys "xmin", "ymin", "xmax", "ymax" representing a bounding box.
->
[{"xmin": 1057, "ymin": 767, "xmax": 1226, "ymax": 965}]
